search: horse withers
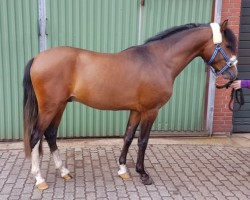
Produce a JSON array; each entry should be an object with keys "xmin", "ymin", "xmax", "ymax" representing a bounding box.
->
[{"xmin": 23, "ymin": 20, "xmax": 238, "ymax": 190}]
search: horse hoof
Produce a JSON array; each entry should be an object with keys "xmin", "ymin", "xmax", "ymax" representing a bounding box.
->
[
  {"xmin": 141, "ymin": 176, "xmax": 153, "ymax": 185},
  {"xmin": 63, "ymin": 173, "xmax": 73, "ymax": 180},
  {"xmin": 36, "ymin": 182, "xmax": 49, "ymax": 190},
  {"xmin": 119, "ymin": 172, "xmax": 130, "ymax": 180}
]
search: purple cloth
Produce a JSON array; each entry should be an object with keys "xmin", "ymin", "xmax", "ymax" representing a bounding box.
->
[{"xmin": 241, "ymin": 80, "xmax": 250, "ymax": 88}]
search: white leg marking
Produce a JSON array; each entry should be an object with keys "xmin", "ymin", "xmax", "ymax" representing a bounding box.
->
[
  {"xmin": 52, "ymin": 149, "xmax": 62, "ymax": 169},
  {"xmin": 52, "ymin": 149, "xmax": 70, "ymax": 177},
  {"xmin": 31, "ymin": 141, "xmax": 45, "ymax": 185},
  {"xmin": 118, "ymin": 164, "xmax": 128, "ymax": 176}
]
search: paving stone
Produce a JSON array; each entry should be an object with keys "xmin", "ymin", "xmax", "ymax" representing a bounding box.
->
[
  {"xmin": 149, "ymin": 191, "xmax": 162, "ymax": 199},
  {"xmin": 226, "ymin": 197, "xmax": 240, "ymax": 200},
  {"xmin": 216, "ymin": 185, "xmax": 234, "ymax": 197},
  {"xmin": 202, "ymin": 181, "xmax": 218, "ymax": 191},
  {"xmin": 31, "ymin": 189, "xmax": 43, "ymax": 199},
  {"xmin": 162, "ymin": 197, "xmax": 174, "ymax": 200},
  {"xmin": 204, "ymin": 197, "xmax": 217, "ymax": 200},
  {"xmin": 191, "ymin": 191, "xmax": 205, "ymax": 200},
  {"xmin": 106, "ymin": 191, "xmax": 118, "ymax": 200},
  {"xmin": 20, "ymin": 194, "xmax": 32, "ymax": 200},
  {"xmin": 237, "ymin": 185, "xmax": 250, "ymax": 196},
  {"xmin": 184, "ymin": 181, "xmax": 198, "ymax": 192},
  {"xmin": 0, "ymin": 144, "xmax": 249, "ymax": 199},
  {"xmin": 178, "ymin": 186, "xmax": 193, "ymax": 197},
  {"xmin": 189, "ymin": 176, "xmax": 203, "ymax": 186},
  {"xmin": 42, "ymin": 192, "xmax": 54, "ymax": 200},
  {"xmin": 211, "ymin": 191, "xmax": 227, "ymax": 200},
  {"xmin": 11, "ymin": 188, "xmax": 23, "ymax": 196},
  {"xmin": 197, "ymin": 185, "xmax": 213, "ymax": 197},
  {"xmin": 184, "ymin": 197, "xmax": 196, "ymax": 200}
]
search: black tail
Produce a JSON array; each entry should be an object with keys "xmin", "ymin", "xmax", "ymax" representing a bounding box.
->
[{"xmin": 23, "ymin": 58, "xmax": 38, "ymax": 158}]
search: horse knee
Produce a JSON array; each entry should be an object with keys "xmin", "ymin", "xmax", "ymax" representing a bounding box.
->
[
  {"xmin": 138, "ymin": 138, "xmax": 148, "ymax": 150},
  {"xmin": 124, "ymin": 136, "xmax": 134, "ymax": 145}
]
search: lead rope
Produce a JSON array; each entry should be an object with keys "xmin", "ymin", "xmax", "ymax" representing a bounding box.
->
[
  {"xmin": 228, "ymin": 88, "xmax": 244, "ymax": 112},
  {"xmin": 216, "ymin": 79, "xmax": 245, "ymax": 112}
]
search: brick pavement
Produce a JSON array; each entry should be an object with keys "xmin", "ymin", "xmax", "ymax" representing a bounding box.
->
[{"xmin": 0, "ymin": 139, "xmax": 250, "ymax": 200}]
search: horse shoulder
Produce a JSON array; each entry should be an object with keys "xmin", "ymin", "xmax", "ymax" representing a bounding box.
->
[{"xmin": 136, "ymin": 67, "xmax": 174, "ymax": 110}]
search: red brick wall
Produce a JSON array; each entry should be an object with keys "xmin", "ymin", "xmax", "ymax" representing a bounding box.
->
[{"xmin": 213, "ymin": 0, "xmax": 241, "ymax": 133}]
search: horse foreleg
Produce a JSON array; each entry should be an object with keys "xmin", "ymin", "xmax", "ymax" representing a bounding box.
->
[
  {"xmin": 118, "ymin": 110, "xmax": 141, "ymax": 180},
  {"xmin": 136, "ymin": 109, "xmax": 158, "ymax": 185}
]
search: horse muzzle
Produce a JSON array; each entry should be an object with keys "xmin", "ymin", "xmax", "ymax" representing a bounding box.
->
[
  {"xmin": 222, "ymin": 56, "xmax": 238, "ymax": 81},
  {"xmin": 222, "ymin": 68, "xmax": 237, "ymax": 81}
]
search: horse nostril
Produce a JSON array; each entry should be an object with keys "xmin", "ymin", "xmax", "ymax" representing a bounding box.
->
[{"xmin": 231, "ymin": 74, "xmax": 237, "ymax": 81}]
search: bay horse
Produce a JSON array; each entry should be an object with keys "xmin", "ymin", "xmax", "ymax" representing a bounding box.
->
[{"xmin": 23, "ymin": 20, "xmax": 238, "ymax": 190}]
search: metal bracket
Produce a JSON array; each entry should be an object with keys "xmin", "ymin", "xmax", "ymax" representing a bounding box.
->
[
  {"xmin": 38, "ymin": 0, "xmax": 47, "ymax": 52},
  {"xmin": 45, "ymin": 18, "xmax": 48, "ymax": 36}
]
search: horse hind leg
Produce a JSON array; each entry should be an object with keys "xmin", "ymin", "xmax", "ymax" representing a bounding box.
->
[
  {"xmin": 118, "ymin": 110, "xmax": 141, "ymax": 180},
  {"xmin": 31, "ymin": 138, "xmax": 48, "ymax": 190},
  {"xmin": 44, "ymin": 105, "xmax": 72, "ymax": 180},
  {"xmin": 30, "ymin": 112, "xmax": 57, "ymax": 190}
]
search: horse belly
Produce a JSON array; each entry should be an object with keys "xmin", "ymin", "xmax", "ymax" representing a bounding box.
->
[
  {"xmin": 73, "ymin": 77, "xmax": 171, "ymax": 111},
  {"xmin": 73, "ymin": 75, "xmax": 139, "ymax": 110},
  {"xmin": 74, "ymin": 88, "xmax": 138, "ymax": 110}
]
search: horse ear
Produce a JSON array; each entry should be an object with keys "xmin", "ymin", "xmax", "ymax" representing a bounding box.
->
[{"xmin": 220, "ymin": 19, "xmax": 228, "ymax": 32}]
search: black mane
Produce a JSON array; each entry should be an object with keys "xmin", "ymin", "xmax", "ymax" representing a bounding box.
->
[
  {"xmin": 224, "ymin": 28, "xmax": 237, "ymax": 53},
  {"xmin": 144, "ymin": 23, "xmax": 237, "ymax": 53},
  {"xmin": 144, "ymin": 23, "xmax": 209, "ymax": 44}
]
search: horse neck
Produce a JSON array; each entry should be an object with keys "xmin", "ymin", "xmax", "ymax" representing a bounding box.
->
[{"xmin": 149, "ymin": 27, "xmax": 212, "ymax": 78}]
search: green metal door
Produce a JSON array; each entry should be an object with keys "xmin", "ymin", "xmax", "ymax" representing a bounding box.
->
[
  {"xmin": 0, "ymin": 0, "xmax": 39, "ymax": 140},
  {"xmin": 46, "ymin": 0, "xmax": 212, "ymax": 137},
  {"xmin": 141, "ymin": 0, "xmax": 213, "ymax": 132},
  {"xmin": 45, "ymin": 0, "xmax": 213, "ymax": 137}
]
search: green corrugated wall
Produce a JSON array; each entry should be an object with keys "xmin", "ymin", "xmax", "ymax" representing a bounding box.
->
[
  {"xmin": 0, "ymin": 0, "xmax": 213, "ymax": 140},
  {"xmin": 0, "ymin": 0, "xmax": 39, "ymax": 140}
]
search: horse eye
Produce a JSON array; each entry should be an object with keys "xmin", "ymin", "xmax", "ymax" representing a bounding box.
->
[{"xmin": 226, "ymin": 45, "xmax": 231, "ymax": 49}]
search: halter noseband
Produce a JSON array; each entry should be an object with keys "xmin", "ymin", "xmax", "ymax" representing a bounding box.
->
[
  {"xmin": 206, "ymin": 44, "xmax": 238, "ymax": 76},
  {"xmin": 206, "ymin": 23, "xmax": 238, "ymax": 77}
]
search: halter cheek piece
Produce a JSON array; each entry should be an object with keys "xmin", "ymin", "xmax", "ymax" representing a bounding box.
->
[{"xmin": 205, "ymin": 23, "xmax": 238, "ymax": 77}]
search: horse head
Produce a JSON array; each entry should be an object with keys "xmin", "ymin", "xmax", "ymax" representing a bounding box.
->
[{"xmin": 202, "ymin": 20, "xmax": 238, "ymax": 81}]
